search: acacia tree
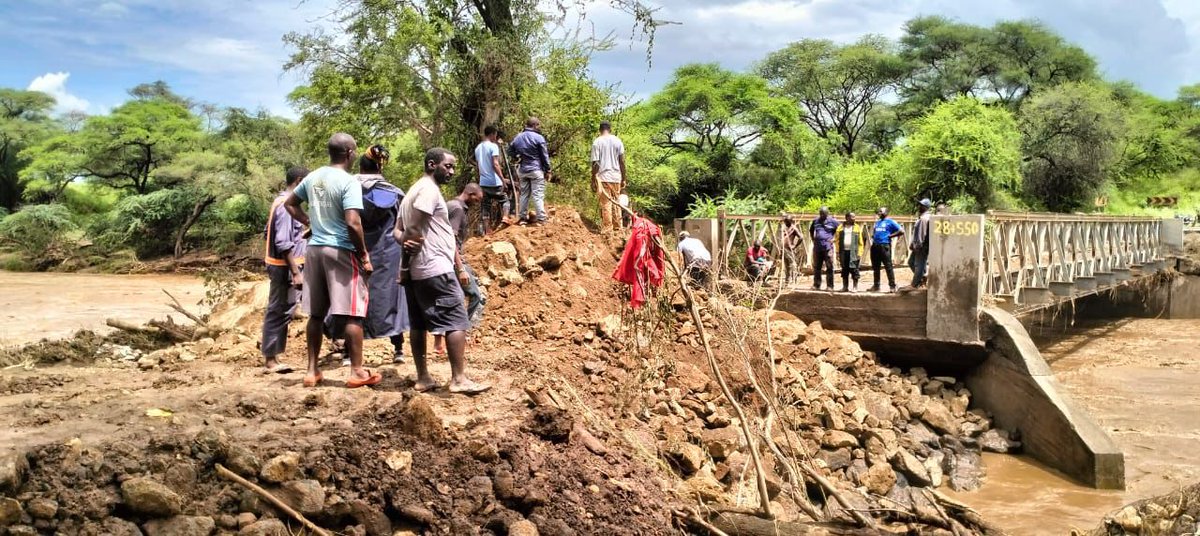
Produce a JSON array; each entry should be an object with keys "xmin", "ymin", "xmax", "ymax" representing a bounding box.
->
[
  {"xmin": 1020, "ymin": 83, "xmax": 1124, "ymax": 212},
  {"xmin": 0, "ymin": 89, "xmax": 57, "ymax": 209},
  {"xmin": 898, "ymin": 17, "xmax": 1096, "ymax": 115},
  {"xmin": 22, "ymin": 95, "xmax": 202, "ymax": 195},
  {"xmin": 758, "ymin": 35, "xmax": 907, "ymax": 155}
]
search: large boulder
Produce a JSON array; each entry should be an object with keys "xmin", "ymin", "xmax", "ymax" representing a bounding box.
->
[
  {"xmin": 486, "ymin": 242, "xmax": 520, "ymax": 270},
  {"xmin": 122, "ymin": 478, "xmax": 182, "ymax": 517},
  {"xmin": 275, "ymin": 480, "xmax": 325, "ymax": 517}
]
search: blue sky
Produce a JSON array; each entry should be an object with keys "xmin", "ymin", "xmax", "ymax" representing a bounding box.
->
[{"xmin": 2, "ymin": 0, "xmax": 1199, "ymax": 118}]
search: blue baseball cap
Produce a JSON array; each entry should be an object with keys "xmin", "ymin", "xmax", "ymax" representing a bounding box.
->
[{"xmin": 919, "ymin": 198, "xmax": 932, "ymax": 207}]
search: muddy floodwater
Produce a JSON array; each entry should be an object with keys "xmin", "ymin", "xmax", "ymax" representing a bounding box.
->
[
  {"xmin": 0, "ymin": 271, "xmax": 209, "ymax": 347},
  {"xmin": 946, "ymin": 318, "xmax": 1200, "ymax": 534}
]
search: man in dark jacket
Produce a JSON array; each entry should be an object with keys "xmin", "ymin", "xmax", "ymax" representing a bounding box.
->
[
  {"xmin": 836, "ymin": 212, "xmax": 866, "ymax": 292},
  {"xmin": 507, "ymin": 117, "xmax": 552, "ymax": 225},
  {"xmin": 809, "ymin": 207, "xmax": 839, "ymax": 290}
]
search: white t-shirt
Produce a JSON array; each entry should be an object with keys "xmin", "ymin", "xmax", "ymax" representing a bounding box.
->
[
  {"xmin": 399, "ymin": 175, "xmax": 456, "ymax": 280},
  {"xmin": 590, "ymin": 133, "xmax": 625, "ymax": 184},
  {"xmin": 843, "ymin": 228, "xmax": 853, "ymax": 247},
  {"xmin": 677, "ymin": 237, "xmax": 712, "ymax": 265}
]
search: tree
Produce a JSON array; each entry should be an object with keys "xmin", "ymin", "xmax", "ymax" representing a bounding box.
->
[
  {"xmin": 906, "ymin": 97, "xmax": 1021, "ymax": 210},
  {"xmin": 1020, "ymin": 83, "xmax": 1123, "ymax": 212},
  {"xmin": 898, "ymin": 17, "xmax": 1096, "ymax": 115},
  {"xmin": 22, "ymin": 95, "xmax": 202, "ymax": 195},
  {"xmin": 758, "ymin": 35, "xmax": 907, "ymax": 155},
  {"xmin": 0, "ymin": 89, "xmax": 57, "ymax": 209},
  {"xmin": 637, "ymin": 63, "xmax": 798, "ymax": 215},
  {"xmin": 286, "ymin": 0, "xmax": 663, "ymax": 158}
]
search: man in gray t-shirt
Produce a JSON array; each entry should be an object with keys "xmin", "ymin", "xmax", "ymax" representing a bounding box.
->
[{"xmin": 396, "ymin": 148, "xmax": 490, "ymax": 395}]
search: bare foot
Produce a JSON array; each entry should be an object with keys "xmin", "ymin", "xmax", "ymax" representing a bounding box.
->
[
  {"xmin": 414, "ymin": 376, "xmax": 440, "ymax": 393},
  {"xmin": 448, "ymin": 379, "xmax": 491, "ymax": 396}
]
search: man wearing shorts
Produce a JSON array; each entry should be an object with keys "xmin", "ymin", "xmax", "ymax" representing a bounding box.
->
[
  {"xmin": 396, "ymin": 148, "xmax": 490, "ymax": 395},
  {"xmin": 284, "ymin": 133, "xmax": 379, "ymax": 389},
  {"xmin": 473, "ymin": 125, "xmax": 508, "ymax": 233}
]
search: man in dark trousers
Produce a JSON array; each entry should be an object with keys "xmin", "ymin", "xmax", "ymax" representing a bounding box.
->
[
  {"xmin": 396, "ymin": 148, "xmax": 490, "ymax": 395},
  {"xmin": 870, "ymin": 207, "xmax": 904, "ymax": 293},
  {"xmin": 809, "ymin": 207, "xmax": 839, "ymax": 290},
  {"xmin": 907, "ymin": 198, "xmax": 933, "ymax": 289},
  {"xmin": 260, "ymin": 166, "xmax": 308, "ymax": 374},
  {"xmin": 835, "ymin": 212, "xmax": 866, "ymax": 292}
]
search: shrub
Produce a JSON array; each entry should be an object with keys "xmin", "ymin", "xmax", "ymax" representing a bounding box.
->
[
  {"xmin": 90, "ymin": 189, "xmax": 195, "ymax": 258},
  {"xmin": 0, "ymin": 203, "xmax": 78, "ymax": 268}
]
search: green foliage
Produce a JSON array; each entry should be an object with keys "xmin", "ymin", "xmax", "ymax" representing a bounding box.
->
[
  {"xmin": 825, "ymin": 151, "xmax": 912, "ymax": 213},
  {"xmin": 758, "ymin": 35, "xmax": 908, "ymax": 155},
  {"xmin": 0, "ymin": 89, "xmax": 58, "ymax": 209},
  {"xmin": 1020, "ymin": 82, "xmax": 1124, "ymax": 211},
  {"xmin": 92, "ymin": 189, "xmax": 196, "ymax": 258},
  {"xmin": 906, "ymin": 97, "xmax": 1021, "ymax": 210},
  {"xmin": 0, "ymin": 203, "xmax": 78, "ymax": 267},
  {"xmin": 685, "ymin": 190, "xmax": 771, "ymax": 218}
]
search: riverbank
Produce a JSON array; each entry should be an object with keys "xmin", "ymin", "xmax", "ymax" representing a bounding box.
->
[{"xmin": 944, "ymin": 317, "xmax": 1200, "ymax": 534}]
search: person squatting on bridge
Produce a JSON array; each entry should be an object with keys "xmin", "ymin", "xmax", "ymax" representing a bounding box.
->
[
  {"xmin": 285, "ymin": 133, "xmax": 380, "ymax": 389},
  {"xmin": 836, "ymin": 212, "xmax": 867, "ymax": 293},
  {"xmin": 260, "ymin": 166, "xmax": 309, "ymax": 374},
  {"xmin": 810, "ymin": 207, "xmax": 839, "ymax": 290},
  {"xmin": 746, "ymin": 240, "xmax": 771, "ymax": 280},
  {"xmin": 677, "ymin": 231, "xmax": 712, "ymax": 287},
  {"xmin": 355, "ymin": 144, "xmax": 410, "ymax": 365},
  {"xmin": 870, "ymin": 207, "xmax": 904, "ymax": 293},
  {"xmin": 396, "ymin": 148, "xmax": 491, "ymax": 395},
  {"xmin": 907, "ymin": 198, "xmax": 933, "ymax": 289}
]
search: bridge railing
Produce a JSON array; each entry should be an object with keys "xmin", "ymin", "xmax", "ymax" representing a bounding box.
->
[
  {"xmin": 709, "ymin": 212, "xmax": 918, "ymax": 280},
  {"xmin": 982, "ymin": 212, "xmax": 1175, "ymax": 309}
]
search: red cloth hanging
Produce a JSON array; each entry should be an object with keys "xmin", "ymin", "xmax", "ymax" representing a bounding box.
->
[{"xmin": 612, "ymin": 216, "xmax": 665, "ymax": 308}]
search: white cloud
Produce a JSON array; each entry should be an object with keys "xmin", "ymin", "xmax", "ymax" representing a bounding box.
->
[
  {"xmin": 26, "ymin": 72, "xmax": 91, "ymax": 113},
  {"xmin": 133, "ymin": 37, "xmax": 276, "ymax": 74},
  {"xmin": 97, "ymin": 2, "xmax": 129, "ymax": 16}
]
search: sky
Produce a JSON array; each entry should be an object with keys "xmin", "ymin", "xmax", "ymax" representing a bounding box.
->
[{"xmin": 1, "ymin": 0, "xmax": 1199, "ymax": 118}]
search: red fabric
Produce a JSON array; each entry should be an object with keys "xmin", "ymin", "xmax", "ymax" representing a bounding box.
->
[{"xmin": 612, "ymin": 216, "xmax": 665, "ymax": 308}]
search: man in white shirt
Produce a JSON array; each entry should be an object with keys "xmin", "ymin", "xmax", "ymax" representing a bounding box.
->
[
  {"xmin": 677, "ymin": 231, "xmax": 712, "ymax": 287},
  {"xmin": 395, "ymin": 148, "xmax": 489, "ymax": 396},
  {"xmin": 590, "ymin": 121, "xmax": 627, "ymax": 233},
  {"xmin": 473, "ymin": 125, "xmax": 507, "ymax": 233}
]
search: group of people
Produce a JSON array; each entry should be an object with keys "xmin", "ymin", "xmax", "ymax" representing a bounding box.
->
[
  {"xmin": 676, "ymin": 198, "xmax": 937, "ymax": 293},
  {"xmin": 258, "ymin": 118, "xmax": 632, "ymax": 394}
]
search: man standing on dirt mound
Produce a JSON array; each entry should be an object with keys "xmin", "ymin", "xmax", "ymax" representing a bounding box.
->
[
  {"xmin": 260, "ymin": 165, "xmax": 309, "ymax": 374},
  {"xmin": 507, "ymin": 117, "xmax": 551, "ymax": 226},
  {"xmin": 284, "ymin": 133, "xmax": 380, "ymax": 389},
  {"xmin": 396, "ymin": 148, "xmax": 490, "ymax": 395},
  {"xmin": 591, "ymin": 120, "xmax": 627, "ymax": 233}
]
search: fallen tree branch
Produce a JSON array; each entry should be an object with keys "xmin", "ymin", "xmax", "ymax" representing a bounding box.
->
[
  {"xmin": 147, "ymin": 317, "xmax": 193, "ymax": 342},
  {"xmin": 214, "ymin": 463, "xmax": 332, "ymax": 536},
  {"xmin": 162, "ymin": 289, "xmax": 208, "ymax": 328},
  {"xmin": 105, "ymin": 318, "xmax": 161, "ymax": 334}
]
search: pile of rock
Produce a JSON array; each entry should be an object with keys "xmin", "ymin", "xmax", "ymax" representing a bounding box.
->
[{"xmin": 635, "ymin": 299, "xmax": 1018, "ymax": 527}]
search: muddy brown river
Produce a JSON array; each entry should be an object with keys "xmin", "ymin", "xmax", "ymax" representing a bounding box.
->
[
  {"xmin": 0, "ymin": 271, "xmax": 208, "ymax": 347},
  {"xmin": 945, "ymin": 318, "xmax": 1200, "ymax": 534}
]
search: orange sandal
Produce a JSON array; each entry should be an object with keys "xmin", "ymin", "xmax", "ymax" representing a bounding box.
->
[
  {"xmin": 303, "ymin": 372, "xmax": 324, "ymax": 388},
  {"xmin": 346, "ymin": 371, "xmax": 382, "ymax": 388}
]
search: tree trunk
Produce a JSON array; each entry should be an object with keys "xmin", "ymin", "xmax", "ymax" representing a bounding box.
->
[{"xmin": 174, "ymin": 195, "xmax": 215, "ymax": 258}]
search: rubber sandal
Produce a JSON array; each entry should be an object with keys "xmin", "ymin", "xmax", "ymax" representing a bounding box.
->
[
  {"xmin": 346, "ymin": 371, "xmax": 382, "ymax": 388},
  {"xmin": 448, "ymin": 381, "xmax": 492, "ymax": 396},
  {"xmin": 413, "ymin": 380, "xmax": 439, "ymax": 393},
  {"xmin": 266, "ymin": 363, "xmax": 294, "ymax": 374},
  {"xmin": 303, "ymin": 372, "xmax": 324, "ymax": 388}
]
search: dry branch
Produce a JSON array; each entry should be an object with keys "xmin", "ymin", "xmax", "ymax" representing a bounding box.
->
[
  {"xmin": 214, "ymin": 464, "xmax": 332, "ymax": 536},
  {"xmin": 162, "ymin": 289, "xmax": 208, "ymax": 328},
  {"xmin": 105, "ymin": 318, "xmax": 161, "ymax": 334}
]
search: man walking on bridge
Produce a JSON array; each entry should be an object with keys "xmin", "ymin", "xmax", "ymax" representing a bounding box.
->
[
  {"xmin": 285, "ymin": 133, "xmax": 378, "ymax": 389},
  {"xmin": 870, "ymin": 207, "xmax": 904, "ymax": 293},
  {"xmin": 809, "ymin": 207, "xmax": 839, "ymax": 290}
]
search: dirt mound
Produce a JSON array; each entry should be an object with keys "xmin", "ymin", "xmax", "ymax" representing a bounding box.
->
[{"xmin": 0, "ymin": 329, "xmax": 173, "ymax": 368}]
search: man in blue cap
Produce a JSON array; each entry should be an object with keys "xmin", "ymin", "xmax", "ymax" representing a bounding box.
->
[{"xmin": 907, "ymin": 198, "xmax": 933, "ymax": 289}]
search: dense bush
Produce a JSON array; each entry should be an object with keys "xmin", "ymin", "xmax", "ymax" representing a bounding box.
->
[
  {"xmin": 91, "ymin": 189, "xmax": 195, "ymax": 258},
  {"xmin": 0, "ymin": 203, "xmax": 78, "ymax": 268}
]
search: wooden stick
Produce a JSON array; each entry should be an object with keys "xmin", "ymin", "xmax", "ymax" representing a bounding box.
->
[
  {"xmin": 105, "ymin": 318, "xmax": 161, "ymax": 334},
  {"xmin": 214, "ymin": 463, "xmax": 332, "ymax": 536},
  {"xmin": 162, "ymin": 289, "xmax": 208, "ymax": 327},
  {"xmin": 674, "ymin": 509, "xmax": 732, "ymax": 536}
]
